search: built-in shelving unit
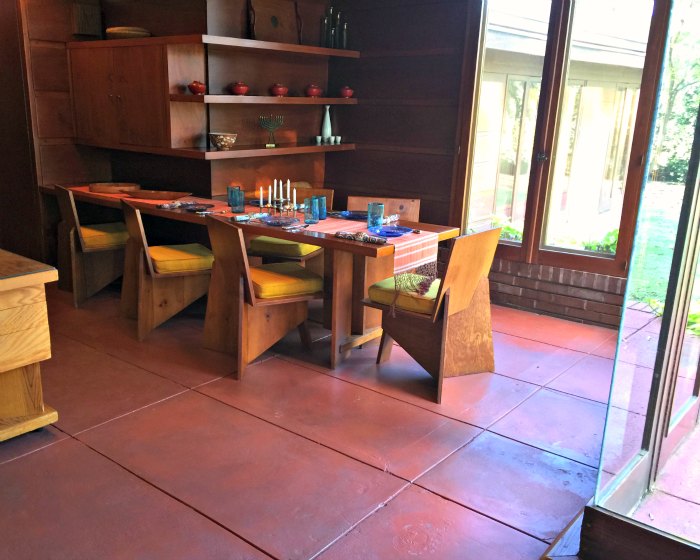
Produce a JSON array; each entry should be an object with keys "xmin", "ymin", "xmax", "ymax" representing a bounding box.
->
[{"xmin": 169, "ymin": 94, "xmax": 357, "ymax": 105}]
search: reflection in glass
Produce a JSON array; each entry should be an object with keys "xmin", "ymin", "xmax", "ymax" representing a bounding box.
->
[
  {"xmin": 543, "ymin": 0, "xmax": 652, "ymax": 255},
  {"xmin": 466, "ymin": 0, "xmax": 550, "ymax": 242}
]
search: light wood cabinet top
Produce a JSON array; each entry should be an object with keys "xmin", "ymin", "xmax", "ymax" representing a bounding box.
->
[{"xmin": 0, "ymin": 250, "xmax": 58, "ymax": 291}]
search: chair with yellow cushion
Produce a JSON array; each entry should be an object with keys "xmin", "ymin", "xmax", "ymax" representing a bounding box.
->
[
  {"xmin": 247, "ymin": 187, "xmax": 334, "ymax": 276},
  {"xmin": 120, "ymin": 200, "xmax": 213, "ymax": 341},
  {"xmin": 204, "ymin": 216, "xmax": 323, "ymax": 379},
  {"xmin": 363, "ymin": 228, "xmax": 501, "ymax": 403},
  {"xmin": 55, "ymin": 186, "xmax": 128, "ymax": 307}
]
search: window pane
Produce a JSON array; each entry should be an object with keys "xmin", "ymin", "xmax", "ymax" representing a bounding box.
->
[
  {"xmin": 466, "ymin": 0, "xmax": 550, "ymax": 242},
  {"xmin": 542, "ymin": 0, "xmax": 653, "ymax": 255}
]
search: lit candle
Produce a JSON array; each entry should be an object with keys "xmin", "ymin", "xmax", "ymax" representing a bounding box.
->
[
  {"xmin": 286, "ymin": 179, "xmax": 290, "ymax": 201},
  {"xmin": 293, "ymin": 188, "xmax": 296, "ymax": 209},
  {"xmin": 259, "ymin": 186, "xmax": 263, "ymax": 207},
  {"xmin": 268, "ymin": 185, "xmax": 272, "ymax": 205},
  {"xmin": 273, "ymin": 179, "xmax": 277, "ymax": 200}
]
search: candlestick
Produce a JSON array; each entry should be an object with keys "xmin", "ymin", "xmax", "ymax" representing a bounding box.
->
[{"xmin": 268, "ymin": 185, "xmax": 271, "ymax": 205}]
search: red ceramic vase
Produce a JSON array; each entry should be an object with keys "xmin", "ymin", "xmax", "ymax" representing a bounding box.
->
[
  {"xmin": 231, "ymin": 81, "xmax": 249, "ymax": 95},
  {"xmin": 339, "ymin": 85, "xmax": 354, "ymax": 98},
  {"xmin": 270, "ymin": 83, "xmax": 289, "ymax": 97},
  {"xmin": 187, "ymin": 80, "xmax": 206, "ymax": 95},
  {"xmin": 305, "ymin": 84, "xmax": 323, "ymax": 97}
]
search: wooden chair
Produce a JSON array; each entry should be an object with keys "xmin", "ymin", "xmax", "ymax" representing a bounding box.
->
[
  {"xmin": 120, "ymin": 200, "xmax": 213, "ymax": 341},
  {"xmin": 347, "ymin": 196, "xmax": 421, "ymax": 222},
  {"xmin": 363, "ymin": 228, "xmax": 501, "ymax": 403},
  {"xmin": 204, "ymin": 216, "xmax": 323, "ymax": 379},
  {"xmin": 55, "ymin": 185, "xmax": 128, "ymax": 307},
  {"xmin": 247, "ymin": 187, "xmax": 334, "ymax": 277}
]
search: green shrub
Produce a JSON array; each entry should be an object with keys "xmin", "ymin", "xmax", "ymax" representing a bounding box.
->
[{"xmin": 583, "ymin": 229, "xmax": 619, "ymax": 254}]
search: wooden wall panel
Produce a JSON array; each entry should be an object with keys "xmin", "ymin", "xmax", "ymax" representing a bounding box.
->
[
  {"xmin": 101, "ymin": 0, "xmax": 207, "ymax": 36},
  {"xmin": 38, "ymin": 143, "xmax": 110, "ymax": 185},
  {"xmin": 25, "ymin": 0, "xmax": 72, "ymax": 41},
  {"xmin": 30, "ymin": 43, "xmax": 70, "ymax": 91},
  {"xmin": 35, "ymin": 92, "xmax": 74, "ymax": 138},
  {"xmin": 211, "ymin": 154, "xmax": 325, "ymax": 197},
  {"xmin": 327, "ymin": 0, "xmax": 470, "ymax": 226}
]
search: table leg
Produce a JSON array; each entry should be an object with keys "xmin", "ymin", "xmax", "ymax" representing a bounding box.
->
[
  {"xmin": 329, "ymin": 249, "xmax": 353, "ymax": 369},
  {"xmin": 352, "ymin": 253, "xmax": 393, "ymax": 334}
]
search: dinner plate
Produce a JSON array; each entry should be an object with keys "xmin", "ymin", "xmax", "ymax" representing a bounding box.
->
[
  {"xmin": 368, "ymin": 225, "xmax": 413, "ymax": 237},
  {"xmin": 183, "ymin": 204, "xmax": 215, "ymax": 212},
  {"xmin": 89, "ymin": 182, "xmax": 140, "ymax": 193},
  {"xmin": 121, "ymin": 190, "xmax": 192, "ymax": 200},
  {"xmin": 330, "ymin": 210, "xmax": 368, "ymax": 221},
  {"xmin": 260, "ymin": 215, "xmax": 299, "ymax": 227}
]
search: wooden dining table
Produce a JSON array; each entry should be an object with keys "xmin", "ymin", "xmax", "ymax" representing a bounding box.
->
[{"xmin": 52, "ymin": 186, "xmax": 459, "ymax": 367}]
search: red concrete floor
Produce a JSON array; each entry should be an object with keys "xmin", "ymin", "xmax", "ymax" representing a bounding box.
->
[{"xmin": 0, "ymin": 284, "xmax": 625, "ymax": 559}]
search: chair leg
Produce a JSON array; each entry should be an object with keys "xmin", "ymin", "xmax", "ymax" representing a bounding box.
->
[
  {"xmin": 376, "ymin": 329, "xmax": 394, "ymax": 364},
  {"xmin": 298, "ymin": 321, "xmax": 312, "ymax": 350}
]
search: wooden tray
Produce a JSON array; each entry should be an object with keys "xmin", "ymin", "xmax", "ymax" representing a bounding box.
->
[
  {"xmin": 89, "ymin": 182, "xmax": 140, "ymax": 193},
  {"xmin": 121, "ymin": 190, "xmax": 192, "ymax": 200}
]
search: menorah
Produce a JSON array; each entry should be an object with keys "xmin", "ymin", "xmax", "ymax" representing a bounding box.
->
[{"xmin": 259, "ymin": 114, "xmax": 284, "ymax": 148}]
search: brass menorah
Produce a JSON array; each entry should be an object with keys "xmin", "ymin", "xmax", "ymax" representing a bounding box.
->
[{"xmin": 259, "ymin": 114, "xmax": 284, "ymax": 148}]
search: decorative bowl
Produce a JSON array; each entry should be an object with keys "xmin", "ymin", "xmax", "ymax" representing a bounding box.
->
[
  {"xmin": 188, "ymin": 80, "xmax": 206, "ymax": 95},
  {"xmin": 209, "ymin": 132, "xmax": 238, "ymax": 151},
  {"xmin": 339, "ymin": 85, "xmax": 354, "ymax": 98},
  {"xmin": 231, "ymin": 81, "xmax": 249, "ymax": 95},
  {"xmin": 105, "ymin": 26, "xmax": 151, "ymax": 39},
  {"xmin": 305, "ymin": 84, "xmax": 323, "ymax": 97},
  {"xmin": 270, "ymin": 83, "xmax": 289, "ymax": 97}
]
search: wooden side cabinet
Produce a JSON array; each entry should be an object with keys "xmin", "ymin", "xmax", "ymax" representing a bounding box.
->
[
  {"xmin": 70, "ymin": 44, "xmax": 169, "ymax": 148},
  {"xmin": 0, "ymin": 250, "xmax": 58, "ymax": 442}
]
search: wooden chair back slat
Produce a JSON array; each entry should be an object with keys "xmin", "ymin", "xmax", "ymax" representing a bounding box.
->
[
  {"xmin": 120, "ymin": 201, "xmax": 157, "ymax": 277},
  {"xmin": 206, "ymin": 216, "xmax": 257, "ymax": 306},
  {"xmin": 431, "ymin": 228, "xmax": 501, "ymax": 322},
  {"xmin": 347, "ymin": 196, "xmax": 421, "ymax": 222},
  {"xmin": 55, "ymin": 186, "xmax": 87, "ymax": 250}
]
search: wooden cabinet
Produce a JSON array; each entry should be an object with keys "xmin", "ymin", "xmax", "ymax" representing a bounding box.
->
[{"xmin": 71, "ymin": 44, "xmax": 168, "ymax": 148}]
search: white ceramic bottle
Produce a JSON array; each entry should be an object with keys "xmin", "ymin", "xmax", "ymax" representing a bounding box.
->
[{"xmin": 322, "ymin": 105, "xmax": 332, "ymax": 143}]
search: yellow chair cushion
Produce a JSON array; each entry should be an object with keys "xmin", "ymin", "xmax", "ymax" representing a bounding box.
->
[
  {"xmin": 250, "ymin": 262, "xmax": 323, "ymax": 299},
  {"xmin": 368, "ymin": 274, "xmax": 441, "ymax": 315},
  {"xmin": 148, "ymin": 243, "xmax": 214, "ymax": 274},
  {"xmin": 80, "ymin": 222, "xmax": 128, "ymax": 249},
  {"xmin": 249, "ymin": 236, "xmax": 321, "ymax": 258}
]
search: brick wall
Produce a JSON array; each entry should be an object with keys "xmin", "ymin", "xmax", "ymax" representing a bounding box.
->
[{"xmin": 489, "ymin": 257, "xmax": 626, "ymax": 328}]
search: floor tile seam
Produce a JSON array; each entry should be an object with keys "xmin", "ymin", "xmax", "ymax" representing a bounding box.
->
[
  {"xmin": 0, "ymin": 434, "xmax": 72, "ymax": 467},
  {"xmin": 482, "ymin": 428, "xmax": 601, "ymax": 472},
  {"xmin": 49, "ymin": 330, "xmax": 203, "ymax": 392},
  {"xmin": 190, "ymin": 387, "xmax": 415, "ymax": 482},
  {"xmin": 403, "ymin": 428, "xmax": 485, "ymax": 483},
  {"xmin": 306, "ymin": 482, "xmax": 412, "ymax": 560},
  {"xmin": 273, "ymin": 354, "xmax": 486, "ymax": 429},
  {"xmin": 478, "ymin": 385, "xmax": 551, "ymax": 433},
  {"xmin": 542, "ymin": 384, "xmax": 609, "ymax": 407},
  {"xmin": 68, "ymin": 434, "xmax": 278, "ymax": 560},
  {"xmin": 493, "ymin": 330, "xmax": 600, "ymax": 354},
  {"xmin": 69, "ymin": 389, "xmax": 191, "ymax": 437},
  {"xmin": 652, "ymin": 487, "xmax": 700, "ymax": 508},
  {"xmin": 408, "ymin": 480, "xmax": 552, "ymax": 545}
]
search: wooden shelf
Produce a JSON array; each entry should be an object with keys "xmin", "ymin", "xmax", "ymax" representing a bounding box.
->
[
  {"xmin": 78, "ymin": 141, "xmax": 356, "ymax": 160},
  {"xmin": 170, "ymin": 94, "xmax": 358, "ymax": 105},
  {"xmin": 68, "ymin": 34, "xmax": 360, "ymax": 59}
]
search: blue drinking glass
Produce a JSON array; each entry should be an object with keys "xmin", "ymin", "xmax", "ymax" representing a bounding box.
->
[
  {"xmin": 304, "ymin": 197, "xmax": 319, "ymax": 224},
  {"xmin": 227, "ymin": 186, "xmax": 245, "ymax": 213},
  {"xmin": 367, "ymin": 202, "xmax": 384, "ymax": 228},
  {"xmin": 313, "ymin": 195, "xmax": 327, "ymax": 220}
]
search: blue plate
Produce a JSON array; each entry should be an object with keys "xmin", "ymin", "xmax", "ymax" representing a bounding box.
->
[
  {"xmin": 368, "ymin": 225, "xmax": 413, "ymax": 237},
  {"xmin": 330, "ymin": 210, "xmax": 368, "ymax": 221},
  {"xmin": 260, "ymin": 215, "xmax": 299, "ymax": 227}
]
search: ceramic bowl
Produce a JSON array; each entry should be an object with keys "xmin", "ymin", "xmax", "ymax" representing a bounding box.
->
[{"xmin": 209, "ymin": 132, "xmax": 238, "ymax": 151}]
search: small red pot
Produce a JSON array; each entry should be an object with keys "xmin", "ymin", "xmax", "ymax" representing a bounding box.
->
[
  {"xmin": 270, "ymin": 83, "xmax": 289, "ymax": 97},
  {"xmin": 187, "ymin": 80, "xmax": 206, "ymax": 95},
  {"xmin": 339, "ymin": 85, "xmax": 354, "ymax": 98},
  {"xmin": 305, "ymin": 84, "xmax": 323, "ymax": 97},
  {"xmin": 231, "ymin": 81, "xmax": 249, "ymax": 95}
]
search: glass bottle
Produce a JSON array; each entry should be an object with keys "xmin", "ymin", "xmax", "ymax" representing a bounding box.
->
[
  {"xmin": 341, "ymin": 22, "xmax": 348, "ymax": 49},
  {"xmin": 320, "ymin": 16, "xmax": 329, "ymax": 47}
]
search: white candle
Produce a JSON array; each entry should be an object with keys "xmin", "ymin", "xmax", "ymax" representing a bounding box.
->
[
  {"xmin": 273, "ymin": 179, "xmax": 277, "ymax": 200},
  {"xmin": 259, "ymin": 186, "xmax": 263, "ymax": 207},
  {"xmin": 268, "ymin": 185, "xmax": 271, "ymax": 205},
  {"xmin": 287, "ymin": 179, "xmax": 290, "ymax": 201},
  {"xmin": 293, "ymin": 188, "xmax": 296, "ymax": 208}
]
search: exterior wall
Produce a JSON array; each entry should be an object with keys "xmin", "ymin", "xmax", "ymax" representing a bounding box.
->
[{"xmin": 489, "ymin": 257, "xmax": 625, "ymax": 328}]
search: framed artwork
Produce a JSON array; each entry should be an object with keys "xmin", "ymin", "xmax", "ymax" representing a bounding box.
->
[{"xmin": 249, "ymin": 0, "xmax": 301, "ymax": 44}]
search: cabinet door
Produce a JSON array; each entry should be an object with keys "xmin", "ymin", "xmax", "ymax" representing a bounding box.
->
[
  {"xmin": 70, "ymin": 47, "xmax": 118, "ymax": 144},
  {"xmin": 112, "ymin": 46, "xmax": 169, "ymax": 148}
]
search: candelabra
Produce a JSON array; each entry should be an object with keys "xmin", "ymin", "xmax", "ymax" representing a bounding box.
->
[{"xmin": 259, "ymin": 114, "xmax": 284, "ymax": 148}]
